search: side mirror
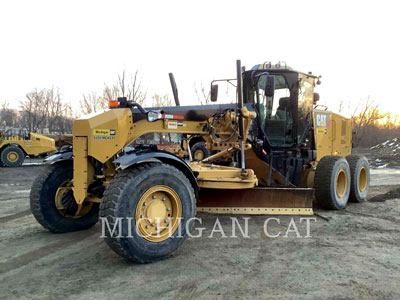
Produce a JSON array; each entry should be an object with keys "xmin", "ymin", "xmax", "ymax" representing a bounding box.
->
[
  {"xmin": 264, "ymin": 75, "xmax": 275, "ymax": 97},
  {"xmin": 313, "ymin": 93, "xmax": 320, "ymax": 104},
  {"xmin": 211, "ymin": 84, "xmax": 218, "ymax": 102}
]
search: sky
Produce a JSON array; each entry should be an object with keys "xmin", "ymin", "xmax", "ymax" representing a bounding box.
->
[{"xmin": 1, "ymin": 0, "xmax": 399, "ymax": 117}]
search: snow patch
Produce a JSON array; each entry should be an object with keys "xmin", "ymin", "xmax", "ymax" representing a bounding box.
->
[{"xmin": 376, "ymin": 163, "xmax": 389, "ymax": 169}]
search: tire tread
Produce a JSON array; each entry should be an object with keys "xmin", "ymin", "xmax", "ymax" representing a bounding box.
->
[
  {"xmin": 99, "ymin": 162, "xmax": 196, "ymax": 263},
  {"xmin": 1, "ymin": 145, "xmax": 25, "ymax": 167},
  {"xmin": 346, "ymin": 155, "xmax": 369, "ymax": 203},
  {"xmin": 315, "ymin": 156, "xmax": 349, "ymax": 210},
  {"xmin": 30, "ymin": 163, "xmax": 99, "ymax": 233}
]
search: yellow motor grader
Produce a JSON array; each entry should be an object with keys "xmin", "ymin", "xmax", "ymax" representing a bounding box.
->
[
  {"xmin": 30, "ymin": 60, "xmax": 370, "ymax": 263},
  {"xmin": 0, "ymin": 128, "xmax": 56, "ymax": 167}
]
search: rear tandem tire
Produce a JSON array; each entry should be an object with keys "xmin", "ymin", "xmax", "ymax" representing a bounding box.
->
[
  {"xmin": 346, "ymin": 155, "xmax": 370, "ymax": 203},
  {"xmin": 30, "ymin": 163, "xmax": 99, "ymax": 233},
  {"xmin": 314, "ymin": 156, "xmax": 351, "ymax": 210},
  {"xmin": 191, "ymin": 142, "xmax": 210, "ymax": 161},
  {"xmin": 100, "ymin": 162, "xmax": 196, "ymax": 263}
]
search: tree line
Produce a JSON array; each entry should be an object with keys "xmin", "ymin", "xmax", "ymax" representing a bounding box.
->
[
  {"xmin": 0, "ymin": 70, "xmax": 174, "ymax": 135},
  {"xmin": 0, "ymin": 71, "xmax": 399, "ymax": 148},
  {"xmin": 348, "ymin": 97, "xmax": 400, "ymax": 148},
  {"xmin": 1, "ymin": 87, "xmax": 74, "ymax": 134}
]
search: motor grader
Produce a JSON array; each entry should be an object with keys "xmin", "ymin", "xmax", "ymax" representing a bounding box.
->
[
  {"xmin": 0, "ymin": 128, "xmax": 56, "ymax": 167},
  {"xmin": 30, "ymin": 60, "xmax": 370, "ymax": 263}
]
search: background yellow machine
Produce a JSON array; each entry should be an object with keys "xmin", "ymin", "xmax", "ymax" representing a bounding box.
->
[
  {"xmin": 0, "ymin": 129, "xmax": 56, "ymax": 167},
  {"xmin": 30, "ymin": 60, "xmax": 370, "ymax": 263}
]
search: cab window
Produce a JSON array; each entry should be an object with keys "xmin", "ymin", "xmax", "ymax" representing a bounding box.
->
[
  {"xmin": 256, "ymin": 74, "xmax": 293, "ymax": 146},
  {"xmin": 297, "ymin": 75, "xmax": 314, "ymax": 143}
]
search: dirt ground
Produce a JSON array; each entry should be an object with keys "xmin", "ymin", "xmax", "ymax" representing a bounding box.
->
[{"xmin": 1, "ymin": 160, "xmax": 400, "ymax": 300}]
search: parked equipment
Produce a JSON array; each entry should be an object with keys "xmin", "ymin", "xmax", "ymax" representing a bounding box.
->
[
  {"xmin": 30, "ymin": 60, "xmax": 370, "ymax": 263},
  {"xmin": 45, "ymin": 134, "xmax": 73, "ymax": 150},
  {"xmin": 0, "ymin": 129, "xmax": 56, "ymax": 167}
]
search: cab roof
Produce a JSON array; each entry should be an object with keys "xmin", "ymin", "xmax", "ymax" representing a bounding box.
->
[{"xmin": 251, "ymin": 63, "xmax": 319, "ymax": 79}]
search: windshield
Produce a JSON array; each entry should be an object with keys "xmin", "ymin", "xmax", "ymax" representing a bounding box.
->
[{"xmin": 253, "ymin": 74, "xmax": 293, "ymax": 146}]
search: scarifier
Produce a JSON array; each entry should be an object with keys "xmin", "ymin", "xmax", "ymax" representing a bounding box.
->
[{"xmin": 30, "ymin": 60, "xmax": 370, "ymax": 263}]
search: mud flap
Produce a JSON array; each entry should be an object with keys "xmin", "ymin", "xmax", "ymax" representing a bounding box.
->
[{"xmin": 197, "ymin": 187, "xmax": 314, "ymax": 215}]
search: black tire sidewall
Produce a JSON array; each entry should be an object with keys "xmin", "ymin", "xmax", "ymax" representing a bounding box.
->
[
  {"xmin": 1, "ymin": 146, "xmax": 24, "ymax": 167},
  {"xmin": 191, "ymin": 142, "xmax": 209, "ymax": 161},
  {"xmin": 32, "ymin": 163, "xmax": 99, "ymax": 232},
  {"xmin": 115, "ymin": 165, "xmax": 195, "ymax": 262}
]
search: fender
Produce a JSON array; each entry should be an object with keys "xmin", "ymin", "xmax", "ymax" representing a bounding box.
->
[
  {"xmin": 45, "ymin": 151, "xmax": 73, "ymax": 164},
  {"xmin": 0, "ymin": 143, "xmax": 26, "ymax": 155},
  {"xmin": 114, "ymin": 150, "xmax": 199, "ymax": 194}
]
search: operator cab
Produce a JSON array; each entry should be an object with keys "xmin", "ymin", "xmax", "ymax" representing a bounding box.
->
[
  {"xmin": 243, "ymin": 62, "xmax": 320, "ymax": 150},
  {"xmin": 4, "ymin": 128, "xmax": 30, "ymax": 140}
]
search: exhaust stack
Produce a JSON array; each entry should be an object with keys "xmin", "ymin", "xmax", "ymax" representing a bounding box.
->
[{"xmin": 169, "ymin": 73, "xmax": 180, "ymax": 106}]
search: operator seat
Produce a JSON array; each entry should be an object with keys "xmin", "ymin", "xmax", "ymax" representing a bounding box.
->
[{"xmin": 275, "ymin": 97, "xmax": 291, "ymax": 120}]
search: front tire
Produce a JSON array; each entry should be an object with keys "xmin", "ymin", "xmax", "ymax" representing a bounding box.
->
[
  {"xmin": 346, "ymin": 155, "xmax": 370, "ymax": 203},
  {"xmin": 30, "ymin": 162, "xmax": 99, "ymax": 232},
  {"xmin": 1, "ymin": 145, "xmax": 25, "ymax": 167},
  {"xmin": 100, "ymin": 163, "xmax": 196, "ymax": 263},
  {"xmin": 315, "ymin": 156, "xmax": 351, "ymax": 210}
]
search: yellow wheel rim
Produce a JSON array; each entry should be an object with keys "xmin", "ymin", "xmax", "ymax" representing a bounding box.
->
[
  {"xmin": 194, "ymin": 149, "xmax": 204, "ymax": 161},
  {"xmin": 336, "ymin": 169, "xmax": 348, "ymax": 198},
  {"xmin": 7, "ymin": 151, "xmax": 19, "ymax": 162},
  {"xmin": 55, "ymin": 179, "xmax": 93, "ymax": 218},
  {"xmin": 358, "ymin": 167, "xmax": 367, "ymax": 192},
  {"xmin": 135, "ymin": 185, "xmax": 182, "ymax": 242}
]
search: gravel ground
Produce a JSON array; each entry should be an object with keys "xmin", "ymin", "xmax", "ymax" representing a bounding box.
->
[{"xmin": 0, "ymin": 160, "xmax": 400, "ymax": 300}]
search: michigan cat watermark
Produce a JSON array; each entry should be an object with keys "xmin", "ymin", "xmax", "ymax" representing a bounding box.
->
[{"xmin": 100, "ymin": 217, "xmax": 317, "ymax": 239}]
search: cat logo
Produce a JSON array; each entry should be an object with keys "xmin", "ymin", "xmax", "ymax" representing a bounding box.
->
[{"xmin": 316, "ymin": 114, "xmax": 329, "ymax": 128}]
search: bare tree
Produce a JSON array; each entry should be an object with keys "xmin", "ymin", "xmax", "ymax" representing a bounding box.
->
[
  {"xmin": 46, "ymin": 87, "xmax": 63, "ymax": 133},
  {"xmin": 338, "ymin": 100, "xmax": 345, "ymax": 113},
  {"xmin": 194, "ymin": 82, "xmax": 210, "ymax": 105},
  {"xmin": 0, "ymin": 101, "xmax": 18, "ymax": 128},
  {"xmin": 20, "ymin": 89, "xmax": 49, "ymax": 132},
  {"xmin": 80, "ymin": 91, "xmax": 108, "ymax": 115},
  {"xmin": 103, "ymin": 70, "xmax": 147, "ymax": 105},
  {"xmin": 152, "ymin": 94, "xmax": 173, "ymax": 143},
  {"xmin": 152, "ymin": 94, "xmax": 173, "ymax": 107},
  {"xmin": 102, "ymin": 85, "xmax": 120, "ymax": 104},
  {"xmin": 351, "ymin": 96, "xmax": 386, "ymax": 147},
  {"xmin": 55, "ymin": 103, "xmax": 74, "ymax": 134},
  {"xmin": 79, "ymin": 69, "xmax": 147, "ymax": 115},
  {"xmin": 19, "ymin": 88, "xmax": 75, "ymax": 134}
]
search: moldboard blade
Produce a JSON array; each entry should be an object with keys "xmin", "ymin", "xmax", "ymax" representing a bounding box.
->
[{"xmin": 197, "ymin": 187, "xmax": 314, "ymax": 215}]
